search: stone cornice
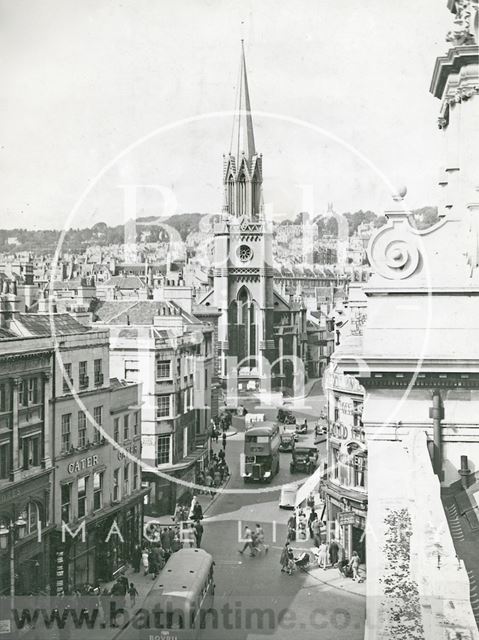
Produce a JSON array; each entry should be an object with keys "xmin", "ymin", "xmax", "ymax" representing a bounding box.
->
[{"xmin": 430, "ymin": 45, "xmax": 479, "ymax": 99}]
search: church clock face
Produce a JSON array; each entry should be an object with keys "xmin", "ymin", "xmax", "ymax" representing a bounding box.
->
[{"xmin": 237, "ymin": 244, "xmax": 253, "ymax": 262}]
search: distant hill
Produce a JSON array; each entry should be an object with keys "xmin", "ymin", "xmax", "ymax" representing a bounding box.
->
[
  {"xmin": 0, "ymin": 208, "xmax": 438, "ymax": 252},
  {"xmin": 0, "ymin": 213, "xmax": 206, "ymax": 252}
]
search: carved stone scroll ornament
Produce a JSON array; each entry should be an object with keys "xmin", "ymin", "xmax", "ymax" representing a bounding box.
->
[
  {"xmin": 368, "ymin": 223, "xmax": 420, "ymax": 280},
  {"xmin": 446, "ymin": 0, "xmax": 479, "ymax": 46}
]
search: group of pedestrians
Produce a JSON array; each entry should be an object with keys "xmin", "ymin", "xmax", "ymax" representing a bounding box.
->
[
  {"xmin": 197, "ymin": 433, "xmax": 230, "ymax": 496},
  {"xmin": 238, "ymin": 524, "xmax": 269, "ymax": 557}
]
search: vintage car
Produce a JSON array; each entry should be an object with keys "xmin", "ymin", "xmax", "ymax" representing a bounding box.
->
[
  {"xmin": 290, "ymin": 446, "xmax": 319, "ymax": 474},
  {"xmin": 295, "ymin": 421, "xmax": 308, "ymax": 434},
  {"xmin": 279, "ymin": 431, "xmax": 296, "ymax": 452},
  {"xmin": 279, "ymin": 483, "xmax": 299, "ymax": 509}
]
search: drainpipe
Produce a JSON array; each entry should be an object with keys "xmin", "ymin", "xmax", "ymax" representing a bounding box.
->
[
  {"xmin": 458, "ymin": 455, "xmax": 472, "ymax": 490},
  {"xmin": 429, "ymin": 389, "xmax": 444, "ymax": 479}
]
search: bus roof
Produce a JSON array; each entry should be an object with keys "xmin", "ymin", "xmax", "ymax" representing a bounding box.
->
[
  {"xmin": 142, "ymin": 548, "xmax": 213, "ymax": 606},
  {"xmin": 245, "ymin": 421, "xmax": 278, "ymax": 436}
]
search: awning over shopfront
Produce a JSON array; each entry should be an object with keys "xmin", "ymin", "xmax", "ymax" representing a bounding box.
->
[
  {"xmin": 295, "ymin": 465, "xmax": 322, "ymax": 508},
  {"xmin": 363, "ymin": 388, "xmax": 479, "ymax": 426}
]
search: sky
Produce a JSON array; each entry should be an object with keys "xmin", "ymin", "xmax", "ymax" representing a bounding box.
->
[{"xmin": 0, "ymin": 0, "xmax": 453, "ymax": 230}]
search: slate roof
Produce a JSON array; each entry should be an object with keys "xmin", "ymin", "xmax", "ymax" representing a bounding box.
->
[
  {"xmin": 102, "ymin": 276, "xmax": 145, "ymax": 289},
  {"xmin": 13, "ymin": 313, "xmax": 90, "ymax": 337},
  {"xmin": 93, "ymin": 300, "xmax": 200, "ymax": 326}
]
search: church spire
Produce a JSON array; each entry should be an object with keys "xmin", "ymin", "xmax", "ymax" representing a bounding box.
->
[
  {"xmin": 223, "ymin": 41, "xmax": 262, "ymax": 219},
  {"xmin": 230, "ymin": 40, "xmax": 256, "ymax": 162}
]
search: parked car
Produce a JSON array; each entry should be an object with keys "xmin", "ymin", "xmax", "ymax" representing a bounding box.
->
[
  {"xmin": 290, "ymin": 446, "xmax": 319, "ymax": 474},
  {"xmin": 314, "ymin": 422, "xmax": 327, "ymax": 444},
  {"xmin": 279, "ymin": 483, "xmax": 299, "ymax": 509}
]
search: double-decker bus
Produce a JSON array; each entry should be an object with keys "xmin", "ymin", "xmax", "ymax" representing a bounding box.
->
[{"xmin": 241, "ymin": 421, "xmax": 280, "ymax": 483}]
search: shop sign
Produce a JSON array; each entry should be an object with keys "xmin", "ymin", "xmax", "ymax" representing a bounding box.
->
[
  {"xmin": 118, "ymin": 443, "xmax": 139, "ymax": 461},
  {"xmin": 330, "ymin": 423, "xmax": 349, "ymax": 440},
  {"xmin": 339, "ymin": 398, "xmax": 354, "ymax": 416},
  {"xmin": 339, "ymin": 511, "xmax": 365, "ymax": 528},
  {"xmin": 67, "ymin": 455, "xmax": 99, "ymax": 474}
]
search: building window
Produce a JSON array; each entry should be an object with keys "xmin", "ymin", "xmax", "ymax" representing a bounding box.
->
[
  {"xmin": 19, "ymin": 501, "xmax": 40, "ymax": 535},
  {"xmin": 93, "ymin": 406, "xmax": 102, "ymax": 437},
  {"xmin": 124, "ymin": 360, "xmax": 139, "ymax": 382},
  {"xmin": 157, "ymin": 434, "xmax": 170, "ymax": 465},
  {"xmin": 27, "ymin": 501, "xmax": 39, "ymax": 533},
  {"xmin": 61, "ymin": 483, "xmax": 72, "ymax": 523},
  {"xmin": 334, "ymin": 398, "xmax": 339, "ymax": 423},
  {"xmin": 133, "ymin": 463, "xmax": 138, "ymax": 490},
  {"xmin": 77, "ymin": 476, "xmax": 87, "ymax": 518},
  {"xmin": 0, "ymin": 384, "xmax": 7, "ymax": 412},
  {"xmin": 332, "ymin": 447, "xmax": 340, "ymax": 480},
  {"xmin": 156, "ymin": 360, "xmax": 171, "ymax": 379},
  {"xmin": 21, "ymin": 433, "xmax": 41, "ymax": 470},
  {"xmin": 124, "ymin": 463, "xmax": 130, "ymax": 495},
  {"xmin": 157, "ymin": 395, "xmax": 170, "ymax": 418},
  {"xmin": 63, "ymin": 363, "xmax": 73, "ymax": 393},
  {"xmin": 61, "ymin": 414, "xmax": 71, "ymax": 452},
  {"xmin": 123, "ymin": 415, "xmax": 129, "ymax": 440},
  {"xmin": 30, "ymin": 379, "xmax": 38, "ymax": 404},
  {"xmin": 94, "ymin": 359, "xmax": 103, "ymax": 386},
  {"xmin": 78, "ymin": 411, "xmax": 87, "ymax": 448},
  {"xmin": 79, "ymin": 361, "xmax": 88, "ymax": 389},
  {"xmin": 0, "ymin": 442, "xmax": 10, "ymax": 479},
  {"xmin": 18, "ymin": 380, "xmax": 28, "ymax": 407},
  {"xmin": 133, "ymin": 411, "xmax": 139, "ymax": 436},
  {"xmin": 113, "ymin": 469, "xmax": 120, "ymax": 501},
  {"xmin": 114, "ymin": 418, "xmax": 119, "ymax": 443},
  {"xmin": 93, "ymin": 471, "xmax": 103, "ymax": 511}
]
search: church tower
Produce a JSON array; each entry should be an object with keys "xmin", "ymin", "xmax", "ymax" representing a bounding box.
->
[{"xmin": 212, "ymin": 42, "xmax": 275, "ymax": 393}]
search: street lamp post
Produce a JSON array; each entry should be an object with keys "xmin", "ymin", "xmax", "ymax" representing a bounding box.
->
[{"xmin": 0, "ymin": 517, "xmax": 27, "ymax": 613}]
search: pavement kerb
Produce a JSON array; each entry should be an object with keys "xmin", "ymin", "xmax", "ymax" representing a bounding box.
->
[{"xmin": 301, "ymin": 564, "xmax": 367, "ymax": 598}]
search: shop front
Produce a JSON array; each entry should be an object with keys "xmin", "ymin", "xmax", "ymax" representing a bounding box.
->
[
  {"xmin": 0, "ymin": 469, "xmax": 53, "ymax": 596},
  {"xmin": 52, "ymin": 492, "xmax": 147, "ymax": 593},
  {"xmin": 143, "ymin": 448, "xmax": 207, "ymax": 517},
  {"xmin": 324, "ymin": 486, "xmax": 367, "ymax": 562}
]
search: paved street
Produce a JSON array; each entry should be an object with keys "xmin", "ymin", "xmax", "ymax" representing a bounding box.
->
[{"xmin": 196, "ymin": 384, "xmax": 366, "ymax": 640}]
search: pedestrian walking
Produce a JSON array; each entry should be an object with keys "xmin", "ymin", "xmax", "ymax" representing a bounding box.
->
[
  {"xmin": 317, "ymin": 541, "xmax": 329, "ymax": 570},
  {"xmin": 311, "ymin": 519, "xmax": 321, "ymax": 547},
  {"xmin": 349, "ymin": 550, "xmax": 360, "ymax": 580},
  {"xmin": 128, "ymin": 582, "xmax": 139, "ymax": 607},
  {"xmin": 286, "ymin": 546, "xmax": 295, "ymax": 575},
  {"xmin": 141, "ymin": 548, "xmax": 149, "ymax": 576},
  {"xmin": 194, "ymin": 520, "xmax": 204, "ymax": 548},
  {"xmin": 280, "ymin": 542, "xmax": 290, "ymax": 573},
  {"xmin": 222, "ymin": 432, "xmax": 227, "ymax": 450},
  {"xmin": 213, "ymin": 427, "xmax": 219, "ymax": 444},
  {"xmin": 192, "ymin": 500, "xmax": 203, "ymax": 521},
  {"xmin": 238, "ymin": 525, "xmax": 254, "ymax": 555},
  {"xmin": 329, "ymin": 535, "xmax": 339, "ymax": 566},
  {"xmin": 132, "ymin": 544, "xmax": 141, "ymax": 573},
  {"xmin": 254, "ymin": 524, "xmax": 269, "ymax": 554},
  {"xmin": 308, "ymin": 508, "xmax": 317, "ymax": 539}
]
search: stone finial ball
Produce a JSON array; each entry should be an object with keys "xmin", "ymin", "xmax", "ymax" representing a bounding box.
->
[{"xmin": 393, "ymin": 184, "xmax": 407, "ymax": 200}]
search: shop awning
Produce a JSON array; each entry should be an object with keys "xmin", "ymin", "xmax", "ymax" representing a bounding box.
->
[{"xmin": 295, "ymin": 465, "xmax": 323, "ymax": 508}]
